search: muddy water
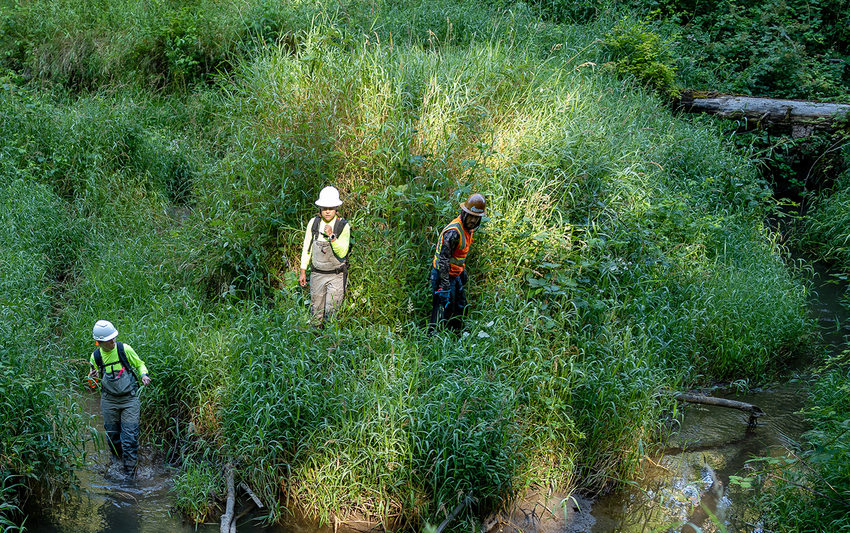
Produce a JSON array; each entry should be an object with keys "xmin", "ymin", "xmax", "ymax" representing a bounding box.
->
[
  {"xmin": 580, "ymin": 383, "xmax": 810, "ymax": 533},
  {"xmin": 25, "ymin": 396, "xmax": 318, "ymax": 533}
]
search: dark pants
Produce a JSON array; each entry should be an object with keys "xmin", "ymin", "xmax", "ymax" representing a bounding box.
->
[
  {"xmin": 101, "ymin": 392, "xmax": 141, "ymax": 470},
  {"xmin": 429, "ymin": 268, "xmax": 467, "ymax": 332}
]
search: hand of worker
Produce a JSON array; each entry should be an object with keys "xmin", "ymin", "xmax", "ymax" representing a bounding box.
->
[
  {"xmin": 299, "ymin": 269, "xmax": 307, "ymax": 287},
  {"xmin": 322, "ymin": 224, "xmax": 334, "ymax": 240},
  {"xmin": 141, "ymin": 374, "xmax": 151, "ymax": 386},
  {"xmin": 88, "ymin": 367, "xmax": 97, "ymax": 378}
]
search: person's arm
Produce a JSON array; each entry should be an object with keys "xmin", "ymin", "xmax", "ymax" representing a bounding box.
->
[
  {"xmin": 123, "ymin": 344, "xmax": 151, "ymax": 385},
  {"xmin": 329, "ymin": 221, "xmax": 350, "ymax": 258},
  {"xmin": 434, "ymin": 228, "xmax": 460, "ymax": 291},
  {"xmin": 299, "ymin": 218, "xmax": 314, "ymax": 286}
]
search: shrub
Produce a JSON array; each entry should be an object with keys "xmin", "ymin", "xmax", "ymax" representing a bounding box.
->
[{"xmin": 603, "ymin": 20, "xmax": 680, "ymax": 98}]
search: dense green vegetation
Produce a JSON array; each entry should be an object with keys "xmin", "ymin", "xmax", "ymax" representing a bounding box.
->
[
  {"xmin": 0, "ymin": 134, "xmax": 89, "ymax": 527},
  {"xmin": 621, "ymin": 4, "xmax": 850, "ymax": 527},
  {"xmin": 2, "ymin": 0, "xmax": 844, "ymax": 530},
  {"xmin": 636, "ymin": 0, "xmax": 850, "ymax": 101},
  {"xmin": 741, "ymin": 350, "xmax": 850, "ymax": 532}
]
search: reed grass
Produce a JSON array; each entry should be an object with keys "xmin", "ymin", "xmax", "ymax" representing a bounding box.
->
[
  {"xmin": 0, "ymin": 177, "xmax": 89, "ymax": 526},
  {"xmin": 799, "ymin": 169, "xmax": 850, "ymax": 274}
]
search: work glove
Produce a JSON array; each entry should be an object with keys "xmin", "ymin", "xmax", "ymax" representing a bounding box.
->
[{"xmin": 435, "ymin": 289, "xmax": 451, "ymax": 308}]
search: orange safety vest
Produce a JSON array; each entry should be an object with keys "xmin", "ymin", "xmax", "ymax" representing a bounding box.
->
[{"xmin": 432, "ymin": 216, "xmax": 472, "ymax": 276}]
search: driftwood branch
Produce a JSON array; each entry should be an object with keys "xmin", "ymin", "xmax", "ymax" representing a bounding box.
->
[
  {"xmin": 239, "ymin": 481, "xmax": 264, "ymax": 509},
  {"xmin": 674, "ymin": 392, "xmax": 765, "ymax": 426},
  {"xmin": 435, "ymin": 494, "xmax": 474, "ymax": 533},
  {"xmin": 677, "ymin": 91, "xmax": 850, "ymax": 136},
  {"xmin": 221, "ymin": 463, "xmax": 236, "ymax": 533}
]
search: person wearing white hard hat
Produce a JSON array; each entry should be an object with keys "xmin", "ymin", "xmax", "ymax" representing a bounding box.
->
[
  {"xmin": 88, "ymin": 320, "xmax": 150, "ymax": 477},
  {"xmin": 299, "ymin": 186, "xmax": 352, "ymax": 325}
]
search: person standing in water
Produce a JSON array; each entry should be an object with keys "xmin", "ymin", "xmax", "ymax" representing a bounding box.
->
[
  {"xmin": 299, "ymin": 186, "xmax": 352, "ymax": 326},
  {"xmin": 88, "ymin": 320, "xmax": 150, "ymax": 477}
]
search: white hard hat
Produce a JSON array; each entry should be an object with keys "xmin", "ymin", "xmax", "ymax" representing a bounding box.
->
[
  {"xmin": 315, "ymin": 186, "xmax": 342, "ymax": 208},
  {"xmin": 92, "ymin": 320, "xmax": 118, "ymax": 341}
]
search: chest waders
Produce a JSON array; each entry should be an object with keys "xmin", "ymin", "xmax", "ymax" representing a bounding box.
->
[
  {"xmin": 93, "ymin": 342, "xmax": 141, "ymax": 473},
  {"xmin": 309, "ymin": 217, "xmax": 349, "ymax": 323}
]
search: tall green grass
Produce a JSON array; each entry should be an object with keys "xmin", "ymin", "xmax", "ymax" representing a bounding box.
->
[
  {"xmin": 0, "ymin": 1, "xmax": 816, "ymax": 529},
  {"xmin": 0, "ymin": 176, "xmax": 88, "ymax": 527},
  {"xmin": 799, "ymin": 168, "xmax": 850, "ymax": 275},
  {"xmin": 754, "ymin": 350, "xmax": 850, "ymax": 532}
]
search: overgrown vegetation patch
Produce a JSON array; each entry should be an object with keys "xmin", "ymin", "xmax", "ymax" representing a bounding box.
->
[{"xmin": 0, "ymin": 0, "xmax": 829, "ymax": 530}]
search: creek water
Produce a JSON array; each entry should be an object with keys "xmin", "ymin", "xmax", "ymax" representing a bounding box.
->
[
  {"xmin": 26, "ymin": 269, "xmax": 848, "ymax": 533},
  {"xmin": 25, "ymin": 395, "xmax": 316, "ymax": 533},
  {"xmin": 575, "ymin": 264, "xmax": 850, "ymax": 533}
]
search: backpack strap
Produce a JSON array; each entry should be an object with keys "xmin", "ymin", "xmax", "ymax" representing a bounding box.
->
[
  {"xmin": 92, "ymin": 343, "xmax": 137, "ymax": 382},
  {"xmin": 311, "ymin": 216, "xmax": 321, "ymax": 243},
  {"xmin": 93, "ymin": 348, "xmax": 105, "ymax": 376},
  {"xmin": 332, "ymin": 218, "xmax": 349, "ymax": 261},
  {"xmin": 116, "ymin": 342, "xmax": 138, "ymax": 382}
]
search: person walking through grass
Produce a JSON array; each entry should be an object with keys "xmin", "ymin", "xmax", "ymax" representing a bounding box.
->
[
  {"xmin": 429, "ymin": 193, "xmax": 486, "ymax": 333},
  {"xmin": 88, "ymin": 320, "xmax": 150, "ymax": 477},
  {"xmin": 299, "ymin": 186, "xmax": 352, "ymax": 326}
]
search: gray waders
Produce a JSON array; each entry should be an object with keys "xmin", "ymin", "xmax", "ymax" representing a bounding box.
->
[
  {"xmin": 310, "ymin": 238, "xmax": 347, "ymax": 324},
  {"xmin": 94, "ymin": 345, "xmax": 141, "ymax": 473}
]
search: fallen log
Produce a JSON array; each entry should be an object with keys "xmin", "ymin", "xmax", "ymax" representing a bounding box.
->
[
  {"xmin": 677, "ymin": 91, "xmax": 850, "ymax": 136},
  {"xmin": 674, "ymin": 392, "xmax": 765, "ymax": 426},
  {"xmin": 221, "ymin": 463, "xmax": 236, "ymax": 533}
]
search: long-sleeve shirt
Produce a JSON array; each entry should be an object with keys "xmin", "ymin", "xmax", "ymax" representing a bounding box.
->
[
  {"xmin": 89, "ymin": 343, "xmax": 148, "ymax": 377},
  {"xmin": 299, "ymin": 216, "xmax": 351, "ymax": 270},
  {"xmin": 434, "ymin": 227, "xmax": 462, "ymax": 290}
]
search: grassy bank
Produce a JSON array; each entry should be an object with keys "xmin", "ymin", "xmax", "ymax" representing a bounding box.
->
[
  {"xmin": 0, "ymin": 0, "xmax": 816, "ymax": 530},
  {"xmin": 0, "ymin": 110, "xmax": 89, "ymax": 525}
]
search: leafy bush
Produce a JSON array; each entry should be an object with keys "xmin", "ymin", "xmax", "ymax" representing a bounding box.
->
[
  {"xmin": 603, "ymin": 20, "xmax": 680, "ymax": 98},
  {"xmin": 630, "ymin": 0, "xmax": 850, "ymax": 100}
]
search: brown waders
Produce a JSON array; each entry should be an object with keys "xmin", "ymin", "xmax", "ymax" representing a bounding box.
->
[{"xmin": 310, "ymin": 238, "xmax": 347, "ymax": 324}]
